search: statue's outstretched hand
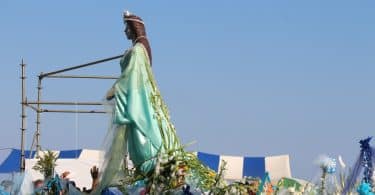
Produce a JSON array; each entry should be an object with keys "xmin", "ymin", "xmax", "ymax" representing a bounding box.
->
[{"xmin": 106, "ymin": 87, "xmax": 115, "ymax": 100}]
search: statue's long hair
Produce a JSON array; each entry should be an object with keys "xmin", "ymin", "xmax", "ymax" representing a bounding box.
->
[{"xmin": 125, "ymin": 15, "xmax": 152, "ymax": 65}]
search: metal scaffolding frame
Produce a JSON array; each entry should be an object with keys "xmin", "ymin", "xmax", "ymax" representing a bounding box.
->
[{"xmin": 19, "ymin": 54, "xmax": 122, "ymax": 171}]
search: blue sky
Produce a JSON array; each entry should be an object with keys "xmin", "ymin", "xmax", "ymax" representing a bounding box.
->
[{"xmin": 1, "ymin": 1, "xmax": 375, "ymax": 180}]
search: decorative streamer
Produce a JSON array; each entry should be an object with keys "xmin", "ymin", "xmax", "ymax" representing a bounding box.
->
[
  {"xmin": 360, "ymin": 137, "xmax": 373, "ymax": 186},
  {"xmin": 343, "ymin": 154, "xmax": 363, "ymax": 194}
]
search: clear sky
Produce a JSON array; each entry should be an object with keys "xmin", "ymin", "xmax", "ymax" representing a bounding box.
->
[{"xmin": 1, "ymin": 1, "xmax": 375, "ymax": 180}]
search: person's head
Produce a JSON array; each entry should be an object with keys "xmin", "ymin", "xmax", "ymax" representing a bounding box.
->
[
  {"xmin": 123, "ymin": 11, "xmax": 152, "ymax": 64},
  {"xmin": 61, "ymin": 171, "xmax": 70, "ymax": 179},
  {"xmin": 33, "ymin": 179, "xmax": 44, "ymax": 189}
]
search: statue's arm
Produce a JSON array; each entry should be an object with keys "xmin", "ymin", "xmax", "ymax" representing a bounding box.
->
[{"xmin": 106, "ymin": 49, "xmax": 132, "ymax": 101}]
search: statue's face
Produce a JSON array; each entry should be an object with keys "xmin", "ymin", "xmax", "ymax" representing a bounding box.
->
[{"xmin": 125, "ymin": 24, "xmax": 134, "ymax": 40}]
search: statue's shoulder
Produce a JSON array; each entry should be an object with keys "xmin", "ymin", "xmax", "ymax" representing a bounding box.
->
[
  {"xmin": 133, "ymin": 43, "xmax": 150, "ymax": 60},
  {"xmin": 123, "ymin": 44, "xmax": 142, "ymax": 56},
  {"xmin": 121, "ymin": 44, "xmax": 147, "ymax": 65},
  {"xmin": 133, "ymin": 43, "xmax": 145, "ymax": 52}
]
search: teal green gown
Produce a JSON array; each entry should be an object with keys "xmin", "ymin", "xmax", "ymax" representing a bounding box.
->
[
  {"xmin": 97, "ymin": 43, "xmax": 216, "ymax": 193},
  {"xmin": 113, "ymin": 43, "xmax": 180, "ymax": 174}
]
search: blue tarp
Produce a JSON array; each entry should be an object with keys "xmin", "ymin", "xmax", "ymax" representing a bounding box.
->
[
  {"xmin": 0, "ymin": 149, "xmax": 83, "ymax": 173},
  {"xmin": 0, "ymin": 149, "xmax": 35, "ymax": 173},
  {"xmin": 58, "ymin": 150, "xmax": 82, "ymax": 159},
  {"xmin": 243, "ymin": 157, "xmax": 266, "ymax": 179},
  {"xmin": 197, "ymin": 152, "xmax": 220, "ymax": 172}
]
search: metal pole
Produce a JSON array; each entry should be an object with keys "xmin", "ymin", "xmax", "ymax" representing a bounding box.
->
[
  {"xmin": 26, "ymin": 101, "xmax": 104, "ymax": 106},
  {"xmin": 40, "ymin": 54, "xmax": 123, "ymax": 78},
  {"xmin": 35, "ymin": 75, "xmax": 42, "ymax": 155},
  {"xmin": 45, "ymin": 75, "xmax": 119, "ymax": 80},
  {"xmin": 41, "ymin": 109, "xmax": 108, "ymax": 114},
  {"xmin": 20, "ymin": 59, "xmax": 26, "ymax": 172}
]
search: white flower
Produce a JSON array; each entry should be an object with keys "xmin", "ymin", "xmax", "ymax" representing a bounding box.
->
[
  {"xmin": 338, "ymin": 155, "xmax": 346, "ymax": 169},
  {"xmin": 155, "ymin": 163, "xmax": 160, "ymax": 175}
]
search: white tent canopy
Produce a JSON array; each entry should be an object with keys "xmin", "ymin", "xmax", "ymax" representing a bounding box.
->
[{"xmin": 1, "ymin": 149, "xmax": 292, "ymax": 188}]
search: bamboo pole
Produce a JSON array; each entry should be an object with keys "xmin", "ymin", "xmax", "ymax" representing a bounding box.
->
[
  {"xmin": 45, "ymin": 75, "xmax": 119, "ymax": 79},
  {"xmin": 40, "ymin": 54, "xmax": 123, "ymax": 78},
  {"xmin": 26, "ymin": 101, "xmax": 104, "ymax": 106},
  {"xmin": 20, "ymin": 59, "xmax": 26, "ymax": 172},
  {"xmin": 41, "ymin": 109, "xmax": 108, "ymax": 114},
  {"xmin": 35, "ymin": 76, "xmax": 42, "ymax": 155}
]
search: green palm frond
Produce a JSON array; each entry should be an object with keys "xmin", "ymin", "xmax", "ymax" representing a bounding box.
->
[{"xmin": 32, "ymin": 150, "xmax": 58, "ymax": 179}]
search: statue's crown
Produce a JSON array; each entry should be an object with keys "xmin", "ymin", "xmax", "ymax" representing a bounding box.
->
[{"xmin": 123, "ymin": 10, "xmax": 144, "ymax": 25}]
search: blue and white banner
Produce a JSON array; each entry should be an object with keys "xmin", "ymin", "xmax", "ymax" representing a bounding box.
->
[{"xmin": 197, "ymin": 152, "xmax": 291, "ymax": 181}]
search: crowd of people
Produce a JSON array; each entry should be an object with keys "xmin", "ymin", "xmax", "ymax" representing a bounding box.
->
[
  {"xmin": 40, "ymin": 166, "xmax": 98, "ymax": 194},
  {"xmin": 0, "ymin": 166, "xmax": 99, "ymax": 194}
]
